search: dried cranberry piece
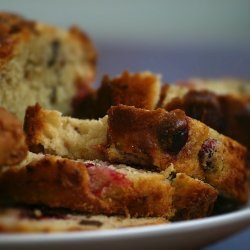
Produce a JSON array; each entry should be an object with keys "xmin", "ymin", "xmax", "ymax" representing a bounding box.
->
[
  {"xmin": 199, "ymin": 139, "xmax": 218, "ymax": 171},
  {"xmin": 157, "ymin": 110, "xmax": 188, "ymax": 154},
  {"xmin": 86, "ymin": 163, "xmax": 131, "ymax": 197}
]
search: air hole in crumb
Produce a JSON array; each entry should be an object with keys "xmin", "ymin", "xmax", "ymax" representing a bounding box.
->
[
  {"xmin": 79, "ymin": 219, "xmax": 103, "ymax": 227},
  {"xmin": 168, "ymin": 171, "xmax": 177, "ymax": 181},
  {"xmin": 31, "ymin": 143, "xmax": 45, "ymax": 153},
  {"xmin": 74, "ymin": 127, "xmax": 80, "ymax": 133}
]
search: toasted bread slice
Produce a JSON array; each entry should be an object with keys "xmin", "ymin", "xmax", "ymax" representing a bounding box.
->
[
  {"xmin": 0, "ymin": 107, "xmax": 27, "ymax": 166},
  {"xmin": 73, "ymin": 71, "xmax": 250, "ymax": 153},
  {"xmin": 159, "ymin": 79, "xmax": 250, "ymax": 150},
  {"xmin": 0, "ymin": 153, "xmax": 217, "ymax": 220},
  {"xmin": 73, "ymin": 71, "xmax": 161, "ymax": 118},
  {"xmin": 0, "ymin": 207, "xmax": 168, "ymax": 233},
  {"xmin": 106, "ymin": 105, "xmax": 248, "ymax": 204},
  {"xmin": 0, "ymin": 12, "xmax": 96, "ymax": 121},
  {"xmin": 175, "ymin": 78, "xmax": 250, "ymax": 96},
  {"xmin": 24, "ymin": 105, "xmax": 248, "ymax": 204},
  {"xmin": 24, "ymin": 104, "xmax": 108, "ymax": 160}
]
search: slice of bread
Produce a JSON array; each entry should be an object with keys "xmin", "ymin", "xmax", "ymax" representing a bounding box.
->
[
  {"xmin": 24, "ymin": 104, "xmax": 108, "ymax": 160},
  {"xmin": 73, "ymin": 71, "xmax": 161, "ymax": 118},
  {"xmin": 160, "ymin": 79, "xmax": 250, "ymax": 150},
  {"xmin": 24, "ymin": 105, "xmax": 248, "ymax": 204},
  {"xmin": 175, "ymin": 78, "xmax": 250, "ymax": 96},
  {"xmin": 106, "ymin": 105, "xmax": 248, "ymax": 204},
  {"xmin": 0, "ymin": 12, "xmax": 97, "ymax": 121},
  {"xmin": 0, "ymin": 207, "xmax": 168, "ymax": 233},
  {"xmin": 0, "ymin": 107, "xmax": 27, "ymax": 166},
  {"xmin": 73, "ymin": 71, "xmax": 250, "ymax": 153},
  {"xmin": 0, "ymin": 153, "xmax": 217, "ymax": 220}
]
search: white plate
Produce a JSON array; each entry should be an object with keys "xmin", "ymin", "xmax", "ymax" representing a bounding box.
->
[{"xmin": 0, "ymin": 198, "xmax": 249, "ymax": 250}]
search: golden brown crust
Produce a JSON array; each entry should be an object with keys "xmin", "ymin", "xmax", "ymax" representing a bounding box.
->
[
  {"xmin": 0, "ymin": 107, "xmax": 28, "ymax": 166},
  {"xmin": 0, "ymin": 12, "xmax": 96, "ymax": 70},
  {"xmin": 0, "ymin": 12, "xmax": 36, "ymax": 65},
  {"xmin": 172, "ymin": 174, "xmax": 218, "ymax": 220},
  {"xmin": 163, "ymin": 87, "xmax": 250, "ymax": 150},
  {"xmin": 106, "ymin": 105, "xmax": 204, "ymax": 175},
  {"xmin": 106, "ymin": 105, "xmax": 189, "ymax": 170},
  {"xmin": 0, "ymin": 155, "xmax": 175, "ymax": 218},
  {"xmin": 106, "ymin": 105, "xmax": 248, "ymax": 203},
  {"xmin": 0, "ymin": 12, "xmax": 97, "ymax": 120},
  {"xmin": 75, "ymin": 71, "xmax": 161, "ymax": 118},
  {"xmin": 0, "ymin": 153, "xmax": 218, "ymax": 220},
  {"xmin": 0, "ymin": 156, "xmax": 97, "ymax": 212},
  {"xmin": 100, "ymin": 71, "xmax": 160, "ymax": 109},
  {"xmin": 23, "ymin": 104, "xmax": 46, "ymax": 153},
  {"xmin": 24, "ymin": 104, "xmax": 108, "ymax": 160},
  {"xmin": 156, "ymin": 84, "xmax": 170, "ymax": 108}
]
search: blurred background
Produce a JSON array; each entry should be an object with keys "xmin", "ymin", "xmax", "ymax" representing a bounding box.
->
[
  {"xmin": 0, "ymin": 1, "xmax": 249, "ymax": 249},
  {"xmin": 1, "ymin": 0, "xmax": 250, "ymax": 85}
]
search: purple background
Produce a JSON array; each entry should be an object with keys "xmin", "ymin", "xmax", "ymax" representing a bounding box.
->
[{"xmin": 96, "ymin": 44, "xmax": 250, "ymax": 85}]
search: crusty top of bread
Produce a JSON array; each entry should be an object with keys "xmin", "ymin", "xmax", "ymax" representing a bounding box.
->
[
  {"xmin": 0, "ymin": 12, "xmax": 97, "ymax": 121},
  {"xmin": 106, "ymin": 105, "xmax": 248, "ymax": 203},
  {"xmin": 161, "ymin": 81, "xmax": 250, "ymax": 149},
  {"xmin": 97, "ymin": 71, "xmax": 161, "ymax": 113},
  {"xmin": 73, "ymin": 71, "xmax": 161, "ymax": 118},
  {"xmin": 0, "ymin": 152, "xmax": 218, "ymax": 220},
  {"xmin": 74, "ymin": 73, "xmax": 250, "ymax": 154},
  {"xmin": 0, "ymin": 107, "xmax": 27, "ymax": 166},
  {"xmin": 0, "ymin": 12, "xmax": 96, "ymax": 69},
  {"xmin": 0, "ymin": 152, "xmax": 174, "ymax": 218},
  {"xmin": 0, "ymin": 12, "xmax": 36, "ymax": 65}
]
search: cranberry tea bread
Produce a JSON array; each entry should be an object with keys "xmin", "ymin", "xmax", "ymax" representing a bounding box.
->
[
  {"xmin": 0, "ymin": 207, "xmax": 168, "ymax": 233},
  {"xmin": 0, "ymin": 107, "xmax": 27, "ymax": 166},
  {"xmin": 0, "ymin": 153, "xmax": 217, "ymax": 220},
  {"xmin": 75, "ymin": 71, "xmax": 250, "ymax": 153},
  {"xmin": 160, "ymin": 78, "xmax": 250, "ymax": 150},
  {"xmin": 25, "ymin": 104, "xmax": 108, "ymax": 160},
  {"xmin": 0, "ymin": 12, "xmax": 96, "ymax": 121},
  {"xmin": 24, "ymin": 104, "xmax": 248, "ymax": 204}
]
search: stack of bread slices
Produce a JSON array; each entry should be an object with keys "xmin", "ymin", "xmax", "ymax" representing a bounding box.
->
[{"xmin": 0, "ymin": 12, "xmax": 248, "ymax": 233}]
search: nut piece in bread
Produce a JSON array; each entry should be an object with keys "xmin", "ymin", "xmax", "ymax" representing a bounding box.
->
[
  {"xmin": 24, "ymin": 104, "xmax": 248, "ymax": 204},
  {"xmin": 0, "ymin": 12, "xmax": 97, "ymax": 121},
  {"xmin": 0, "ymin": 107, "xmax": 27, "ymax": 166},
  {"xmin": 0, "ymin": 153, "xmax": 218, "ymax": 220}
]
